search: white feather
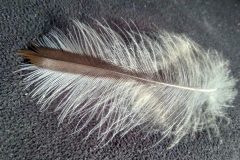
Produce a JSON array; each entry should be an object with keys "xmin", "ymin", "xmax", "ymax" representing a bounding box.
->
[{"xmin": 19, "ymin": 19, "xmax": 237, "ymax": 148}]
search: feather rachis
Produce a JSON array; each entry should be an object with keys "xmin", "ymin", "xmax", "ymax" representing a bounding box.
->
[
  {"xmin": 19, "ymin": 48, "xmax": 218, "ymax": 92},
  {"xmin": 18, "ymin": 19, "xmax": 237, "ymax": 148}
]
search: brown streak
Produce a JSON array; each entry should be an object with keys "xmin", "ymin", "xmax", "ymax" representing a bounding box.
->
[
  {"xmin": 19, "ymin": 47, "xmax": 124, "ymax": 71},
  {"xmin": 18, "ymin": 47, "xmax": 149, "ymax": 83}
]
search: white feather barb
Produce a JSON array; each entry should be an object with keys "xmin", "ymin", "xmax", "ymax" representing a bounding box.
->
[{"xmin": 18, "ymin": 19, "xmax": 237, "ymax": 148}]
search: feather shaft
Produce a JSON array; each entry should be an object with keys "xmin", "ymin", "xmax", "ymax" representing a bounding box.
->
[{"xmin": 19, "ymin": 48, "xmax": 217, "ymax": 93}]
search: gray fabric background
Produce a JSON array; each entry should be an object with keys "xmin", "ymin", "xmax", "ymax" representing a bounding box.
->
[{"xmin": 1, "ymin": 0, "xmax": 240, "ymax": 159}]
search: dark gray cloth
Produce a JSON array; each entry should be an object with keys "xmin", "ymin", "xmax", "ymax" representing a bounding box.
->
[{"xmin": 1, "ymin": 0, "xmax": 240, "ymax": 159}]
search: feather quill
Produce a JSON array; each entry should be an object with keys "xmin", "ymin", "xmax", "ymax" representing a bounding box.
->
[{"xmin": 18, "ymin": 20, "xmax": 237, "ymax": 148}]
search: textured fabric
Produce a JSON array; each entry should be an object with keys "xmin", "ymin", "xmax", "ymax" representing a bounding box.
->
[{"xmin": 1, "ymin": 0, "xmax": 240, "ymax": 159}]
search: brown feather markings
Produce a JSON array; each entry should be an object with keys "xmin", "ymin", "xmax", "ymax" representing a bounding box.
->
[{"xmin": 18, "ymin": 47, "xmax": 154, "ymax": 84}]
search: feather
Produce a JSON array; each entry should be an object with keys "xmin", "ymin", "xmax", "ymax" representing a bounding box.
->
[{"xmin": 18, "ymin": 19, "xmax": 238, "ymax": 148}]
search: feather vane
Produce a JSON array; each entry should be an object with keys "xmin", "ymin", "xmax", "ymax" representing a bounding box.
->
[{"xmin": 18, "ymin": 20, "xmax": 237, "ymax": 148}]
